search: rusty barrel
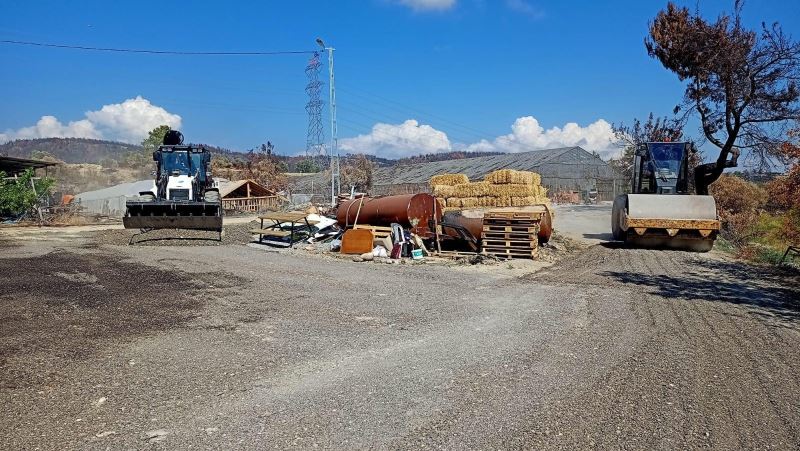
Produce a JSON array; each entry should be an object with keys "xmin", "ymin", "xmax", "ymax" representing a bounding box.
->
[{"xmin": 336, "ymin": 194, "xmax": 443, "ymax": 237}]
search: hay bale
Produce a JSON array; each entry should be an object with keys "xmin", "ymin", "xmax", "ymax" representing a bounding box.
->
[
  {"xmin": 484, "ymin": 169, "xmax": 541, "ymax": 186},
  {"xmin": 432, "ymin": 184, "xmax": 456, "ymax": 197},
  {"xmin": 430, "ymin": 173, "xmax": 469, "ymax": 187},
  {"xmin": 478, "ymin": 196, "xmax": 498, "ymax": 207},
  {"xmin": 495, "ymin": 195, "xmax": 513, "ymax": 207},
  {"xmin": 486, "ymin": 183, "xmax": 537, "ymax": 197},
  {"xmin": 453, "ymin": 181, "xmax": 492, "ymax": 197},
  {"xmin": 511, "ymin": 196, "xmax": 539, "ymax": 207},
  {"xmin": 445, "ymin": 197, "xmax": 462, "ymax": 208},
  {"xmin": 459, "ymin": 197, "xmax": 480, "ymax": 208}
]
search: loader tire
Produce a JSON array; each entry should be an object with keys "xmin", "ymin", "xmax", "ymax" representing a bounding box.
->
[
  {"xmin": 611, "ymin": 195, "xmax": 627, "ymax": 241},
  {"xmin": 204, "ymin": 190, "xmax": 220, "ymax": 203}
]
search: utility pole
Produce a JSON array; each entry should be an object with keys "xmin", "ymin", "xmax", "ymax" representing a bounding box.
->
[{"xmin": 317, "ymin": 38, "xmax": 338, "ymax": 206}]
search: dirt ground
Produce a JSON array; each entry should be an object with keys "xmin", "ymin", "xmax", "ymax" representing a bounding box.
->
[{"xmin": 1, "ymin": 206, "xmax": 798, "ymax": 450}]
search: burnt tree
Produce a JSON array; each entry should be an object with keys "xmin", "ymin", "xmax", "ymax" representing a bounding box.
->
[{"xmin": 646, "ymin": 1, "xmax": 800, "ymax": 194}]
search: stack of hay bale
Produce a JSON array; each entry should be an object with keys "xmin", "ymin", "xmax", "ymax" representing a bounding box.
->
[{"xmin": 431, "ymin": 169, "xmax": 549, "ymax": 210}]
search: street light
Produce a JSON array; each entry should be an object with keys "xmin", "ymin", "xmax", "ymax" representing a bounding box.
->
[{"xmin": 316, "ymin": 37, "xmax": 339, "ymax": 206}]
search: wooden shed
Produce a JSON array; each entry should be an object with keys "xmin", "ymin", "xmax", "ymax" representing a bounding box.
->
[{"xmin": 218, "ymin": 179, "xmax": 282, "ymax": 212}]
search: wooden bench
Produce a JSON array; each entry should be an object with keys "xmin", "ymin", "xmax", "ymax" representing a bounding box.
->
[{"xmin": 249, "ymin": 229, "xmax": 291, "ymax": 237}]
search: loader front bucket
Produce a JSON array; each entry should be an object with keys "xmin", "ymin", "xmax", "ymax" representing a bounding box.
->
[{"xmin": 124, "ymin": 200, "xmax": 223, "ymax": 231}]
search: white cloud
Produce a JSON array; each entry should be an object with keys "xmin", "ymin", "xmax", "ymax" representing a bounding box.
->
[
  {"xmin": 464, "ymin": 116, "xmax": 618, "ymax": 159},
  {"xmin": 340, "ymin": 119, "xmax": 452, "ymax": 158},
  {"xmin": 396, "ymin": 0, "xmax": 456, "ymax": 12},
  {"xmin": 0, "ymin": 96, "xmax": 181, "ymax": 144},
  {"xmin": 505, "ymin": 0, "xmax": 544, "ymax": 18},
  {"xmin": 341, "ymin": 116, "xmax": 619, "ymax": 160}
]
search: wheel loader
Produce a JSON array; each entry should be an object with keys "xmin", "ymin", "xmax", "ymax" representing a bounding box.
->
[
  {"xmin": 611, "ymin": 142, "xmax": 719, "ymax": 252},
  {"xmin": 123, "ymin": 131, "xmax": 223, "ymax": 239}
]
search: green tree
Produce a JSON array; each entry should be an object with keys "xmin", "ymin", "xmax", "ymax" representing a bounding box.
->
[
  {"xmin": 29, "ymin": 150, "xmax": 61, "ymax": 162},
  {"xmin": 0, "ymin": 169, "xmax": 54, "ymax": 217},
  {"xmin": 142, "ymin": 125, "xmax": 171, "ymax": 153},
  {"xmin": 295, "ymin": 159, "xmax": 321, "ymax": 173},
  {"xmin": 121, "ymin": 125, "xmax": 171, "ymax": 171}
]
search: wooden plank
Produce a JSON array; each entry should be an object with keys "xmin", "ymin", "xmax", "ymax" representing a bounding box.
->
[
  {"xmin": 353, "ymin": 224, "xmax": 392, "ymax": 238},
  {"xmin": 250, "ymin": 229, "xmax": 291, "ymax": 237},
  {"xmin": 482, "ymin": 224, "xmax": 539, "ymax": 233},
  {"xmin": 482, "ymin": 239, "xmax": 537, "ymax": 248},
  {"xmin": 482, "ymin": 232, "xmax": 538, "ymax": 241},
  {"xmin": 354, "ymin": 225, "xmax": 393, "ymax": 232},
  {"xmin": 341, "ymin": 229, "xmax": 374, "ymax": 254},
  {"xmin": 483, "ymin": 218, "xmax": 540, "ymax": 225},
  {"xmin": 484, "ymin": 210, "xmax": 545, "ymax": 221},
  {"xmin": 482, "ymin": 247, "xmax": 538, "ymax": 259},
  {"xmin": 259, "ymin": 212, "xmax": 307, "ymax": 222}
]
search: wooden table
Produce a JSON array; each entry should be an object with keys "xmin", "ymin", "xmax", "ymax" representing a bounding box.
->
[{"xmin": 250, "ymin": 212, "xmax": 318, "ymax": 247}]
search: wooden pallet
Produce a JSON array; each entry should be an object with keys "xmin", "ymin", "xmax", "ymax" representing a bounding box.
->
[
  {"xmin": 480, "ymin": 209, "xmax": 541, "ymax": 260},
  {"xmin": 482, "ymin": 246, "xmax": 538, "ymax": 259}
]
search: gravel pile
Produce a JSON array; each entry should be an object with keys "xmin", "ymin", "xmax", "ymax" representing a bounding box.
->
[{"xmin": 88, "ymin": 221, "xmax": 261, "ymax": 246}]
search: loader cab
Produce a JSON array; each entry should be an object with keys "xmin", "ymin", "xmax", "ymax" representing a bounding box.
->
[
  {"xmin": 153, "ymin": 145, "xmax": 212, "ymax": 201},
  {"xmin": 632, "ymin": 142, "xmax": 692, "ymax": 195},
  {"xmin": 154, "ymin": 145, "xmax": 211, "ymax": 184}
]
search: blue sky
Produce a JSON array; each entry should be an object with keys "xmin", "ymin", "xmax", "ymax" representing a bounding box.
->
[{"xmin": 1, "ymin": 0, "xmax": 798, "ymax": 159}]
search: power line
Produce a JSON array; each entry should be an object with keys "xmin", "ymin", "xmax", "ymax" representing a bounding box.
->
[{"xmin": 0, "ymin": 39, "xmax": 316, "ymax": 55}]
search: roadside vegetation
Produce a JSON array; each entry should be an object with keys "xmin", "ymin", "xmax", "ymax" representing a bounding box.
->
[
  {"xmin": 710, "ymin": 129, "xmax": 799, "ymax": 263},
  {"xmin": 0, "ymin": 169, "xmax": 54, "ymax": 219}
]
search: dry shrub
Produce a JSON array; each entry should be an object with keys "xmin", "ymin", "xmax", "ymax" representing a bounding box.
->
[
  {"xmin": 710, "ymin": 175, "xmax": 767, "ymax": 215},
  {"xmin": 709, "ymin": 175, "xmax": 767, "ymax": 246},
  {"xmin": 484, "ymin": 169, "xmax": 541, "ymax": 185},
  {"xmin": 430, "ymin": 173, "xmax": 469, "ymax": 187},
  {"xmin": 340, "ymin": 154, "xmax": 375, "ymax": 192}
]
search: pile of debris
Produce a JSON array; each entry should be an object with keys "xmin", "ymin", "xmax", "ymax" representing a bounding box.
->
[{"xmin": 431, "ymin": 169, "xmax": 550, "ymax": 210}]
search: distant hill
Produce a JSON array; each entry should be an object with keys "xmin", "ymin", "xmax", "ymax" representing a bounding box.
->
[
  {"xmin": 1, "ymin": 137, "xmax": 506, "ymax": 168},
  {"xmin": 0, "ymin": 138, "xmax": 142, "ymax": 163},
  {"xmin": 391, "ymin": 150, "xmax": 505, "ymax": 165}
]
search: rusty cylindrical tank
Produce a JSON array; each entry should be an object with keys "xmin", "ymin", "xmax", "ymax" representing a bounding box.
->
[
  {"xmin": 442, "ymin": 206, "xmax": 553, "ymax": 244},
  {"xmin": 336, "ymin": 194, "xmax": 443, "ymax": 237}
]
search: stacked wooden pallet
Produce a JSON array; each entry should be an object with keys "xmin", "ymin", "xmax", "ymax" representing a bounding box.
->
[{"xmin": 480, "ymin": 209, "xmax": 544, "ymax": 259}]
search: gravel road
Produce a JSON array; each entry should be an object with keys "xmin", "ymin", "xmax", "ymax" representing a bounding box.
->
[{"xmin": 1, "ymin": 221, "xmax": 798, "ymax": 449}]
